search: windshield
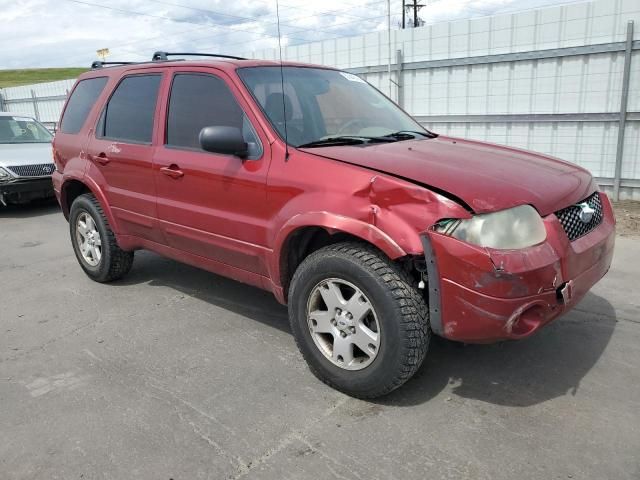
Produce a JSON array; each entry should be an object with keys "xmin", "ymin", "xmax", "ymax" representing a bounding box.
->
[
  {"xmin": 237, "ymin": 66, "xmax": 428, "ymax": 147},
  {"xmin": 0, "ymin": 115, "xmax": 53, "ymax": 144}
]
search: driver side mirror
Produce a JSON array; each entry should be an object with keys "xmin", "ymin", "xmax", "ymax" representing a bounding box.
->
[{"xmin": 199, "ymin": 126, "xmax": 248, "ymax": 158}]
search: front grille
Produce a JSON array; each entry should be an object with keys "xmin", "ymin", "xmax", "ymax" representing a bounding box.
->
[
  {"xmin": 6, "ymin": 164, "xmax": 55, "ymax": 178},
  {"xmin": 555, "ymin": 191, "xmax": 603, "ymax": 241}
]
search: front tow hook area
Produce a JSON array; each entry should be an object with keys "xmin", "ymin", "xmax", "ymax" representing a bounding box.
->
[{"xmin": 557, "ymin": 280, "xmax": 574, "ymax": 304}]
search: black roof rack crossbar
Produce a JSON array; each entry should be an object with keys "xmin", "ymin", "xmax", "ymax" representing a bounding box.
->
[
  {"xmin": 91, "ymin": 60, "xmax": 136, "ymax": 69},
  {"xmin": 152, "ymin": 51, "xmax": 247, "ymax": 61}
]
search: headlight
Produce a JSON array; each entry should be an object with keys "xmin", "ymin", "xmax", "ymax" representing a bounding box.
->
[
  {"xmin": 0, "ymin": 167, "xmax": 12, "ymax": 183},
  {"xmin": 434, "ymin": 204, "xmax": 546, "ymax": 249}
]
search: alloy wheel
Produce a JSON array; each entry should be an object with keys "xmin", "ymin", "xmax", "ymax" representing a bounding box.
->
[
  {"xmin": 306, "ymin": 278, "xmax": 381, "ymax": 370},
  {"xmin": 76, "ymin": 212, "xmax": 102, "ymax": 267}
]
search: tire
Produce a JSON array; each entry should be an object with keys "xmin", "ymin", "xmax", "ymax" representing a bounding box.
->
[
  {"xmin": 288, "ymin": 242, "xmax": 430, "ymax": 398},
  {"xmin": 69, "ymin": 193, "xmax": 134, "ymax": 282}
]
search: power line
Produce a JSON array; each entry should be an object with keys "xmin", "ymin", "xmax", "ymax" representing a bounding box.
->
[
  {"xmin": 64, "ymin": 0, "xmax": 331, "ymax": 43},
  {"xmin": 148, "ymin": 0, "xmax": 383, "ymax": 23},
  {"xmin": 60, "ymin": 0, "xmax": 389, "ymax": 64},
  {"xmin": 161, "ymin": 6, "xmax": 393, "ymax": 57},
  {"xmin": 62, "ymin": 0, "xmax": 313, "ymax": 42},
  {"xmin": 402, "ymin": 0, "xmax": 425, "ymax": 28},
  {"xmin": 142, "ymin": 0, "xmax": 388, "ymax": 38},
  {"xmin": 196, "ymin": 13, "xmax": 392, "ymax": 56},
  {"xmin": 113, "ymin": 11, "xmax": 391, "ymax": 61},
  {"xmin": 69, "ymin": 1, "xmax": 391, "ymax": 62},
  {"xmin": 279, "ymin": 1, "xmax": 387, "ymax": 22}
]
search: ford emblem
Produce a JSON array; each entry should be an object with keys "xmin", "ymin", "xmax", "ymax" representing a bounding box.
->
[{"xmin": 577, "ymin": 202, "xmax": 595, "ymax": 224}]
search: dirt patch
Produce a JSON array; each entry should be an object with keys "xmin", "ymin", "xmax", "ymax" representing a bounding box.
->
[{"xmin": 612, "ymin": 201, "xmax": 640, "ymax": 238}]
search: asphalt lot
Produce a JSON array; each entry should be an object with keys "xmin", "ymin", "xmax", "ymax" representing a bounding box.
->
[{"xmin": 1, "ymin": 201, "xmax": 639, "ymax": 480}]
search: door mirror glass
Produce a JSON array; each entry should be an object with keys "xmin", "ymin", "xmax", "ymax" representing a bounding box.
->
[{"xmin": 199, "ymin": 126, "xmax": 248, "ymax": 158}]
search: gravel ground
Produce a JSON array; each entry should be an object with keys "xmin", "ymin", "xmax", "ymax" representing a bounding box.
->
[
  {"xmin": 1, "ymin": 201, "xmax": 639, "ymax": 480},
  {"xmin": 613, "ymin": 200, "xmax": 640, "ymax": 238}
]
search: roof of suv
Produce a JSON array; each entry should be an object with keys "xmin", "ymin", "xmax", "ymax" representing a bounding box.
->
[{"xmin": 84, "ymin": 58, "xmax": 337, "ymax": 77}]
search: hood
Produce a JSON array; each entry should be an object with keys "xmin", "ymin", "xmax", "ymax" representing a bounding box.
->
[
  {"xmin": 301, "ymin": 136, "xmax": 595, "ymax": 216},
  {"xmin": 0, "ymin": 142, "xmax": 53, "ymax": 168}
]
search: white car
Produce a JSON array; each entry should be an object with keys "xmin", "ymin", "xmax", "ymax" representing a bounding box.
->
[{"xmin": 0, "ymin": 112, "xmax": 55, "ymax": 205}]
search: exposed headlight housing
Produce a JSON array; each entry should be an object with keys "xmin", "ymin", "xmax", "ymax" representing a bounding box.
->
[{"xmin": 434, "ymin": 204, "xmax": 547, "ymax": 250}]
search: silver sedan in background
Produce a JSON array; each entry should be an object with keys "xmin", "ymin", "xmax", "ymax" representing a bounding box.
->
[{"xmin": 0, "ymin": 112, "xmax": 55, "ymax": 206}]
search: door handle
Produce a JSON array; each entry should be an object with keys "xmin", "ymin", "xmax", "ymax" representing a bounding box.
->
[
  {"xmin": 89, "ymin": 153, "xmax": 110, "ymax": 165},
  {"xmin": 160, "ymin": 165, "xmax": 184, "ymax": 179}
]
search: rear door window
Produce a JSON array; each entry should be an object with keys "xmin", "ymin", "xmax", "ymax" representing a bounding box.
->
[
  {"xmin": 99, "ymin": 74, "xmax": 162, "ymax": 144},
  {"xmin": 60, "ymin": 77, "xmax": 108, "ymax": 134}
]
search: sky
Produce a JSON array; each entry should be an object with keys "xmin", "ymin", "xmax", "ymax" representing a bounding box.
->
[{"xmin": 0, "ymin": 0, "xmax": 587, "ymax": 69}]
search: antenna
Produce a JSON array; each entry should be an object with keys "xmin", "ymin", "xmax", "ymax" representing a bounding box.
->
[{"xmin": 275, "ymin": 0, "xmax": 290, "ymax": 160}]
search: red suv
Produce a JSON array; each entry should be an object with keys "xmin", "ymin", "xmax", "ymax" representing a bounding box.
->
[{"xmin": 52, "ymin": 52, "xmax": 615, "ymax": 398}]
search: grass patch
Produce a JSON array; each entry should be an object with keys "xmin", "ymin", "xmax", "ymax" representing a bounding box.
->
[{"xmin": 0, "ymin": 68, "xmax": 86, "ymax": 89}]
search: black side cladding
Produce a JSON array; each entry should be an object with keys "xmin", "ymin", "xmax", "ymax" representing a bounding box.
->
[{"xmin": 420, "ymin": 235, "xmax": 443, "ymax": 335}]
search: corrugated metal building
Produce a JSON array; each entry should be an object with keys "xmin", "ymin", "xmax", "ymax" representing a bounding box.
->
[{"xmin": 1, "ymin": 0, "xmax": 639, "ymax": 197}]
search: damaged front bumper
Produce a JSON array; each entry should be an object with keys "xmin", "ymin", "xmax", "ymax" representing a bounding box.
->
[{"xmin": 423, "ymin": 192, "xmax": 616, "ymax": 343}]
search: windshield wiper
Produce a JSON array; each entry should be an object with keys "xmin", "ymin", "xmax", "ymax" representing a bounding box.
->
[
  {"xmin": 296, "ymin": 135, "xmax": 397, "ymax": 148},
  {"xmin": 382, "ymin": 130, "xmax": 438, "ymax": 140}
]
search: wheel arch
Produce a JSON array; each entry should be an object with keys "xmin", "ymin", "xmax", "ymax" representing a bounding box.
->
[
  {"xmin": 271, "ymin": 212, "xmax": 408, "ymax": 302},
  {"xmin": 60, "ymin": 177, "xmax": 120, "ymax": 233}
]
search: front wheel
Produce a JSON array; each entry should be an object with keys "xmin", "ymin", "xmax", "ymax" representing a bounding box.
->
[{"xmin": 288, "ymin": 242, "xmax": 430, "ymax": 398}]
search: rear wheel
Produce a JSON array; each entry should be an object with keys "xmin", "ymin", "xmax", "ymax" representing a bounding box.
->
[
  {"xmin": 69, "ymin": 194, "xmax": 134, "ymax": 282},
  {"xmin": 288, "ymin": 242, "xmax": 429, "ymax": 398}
]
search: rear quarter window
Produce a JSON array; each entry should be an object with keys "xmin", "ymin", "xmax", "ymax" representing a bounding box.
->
[{"xmin": 60, "ymin": 77, "xmax": 108, "ymax": 134}]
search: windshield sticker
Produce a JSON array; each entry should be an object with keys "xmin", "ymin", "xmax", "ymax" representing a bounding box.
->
[{"xmin": 339, "ymin": 72, "xmax": 365, "ymax": 83}]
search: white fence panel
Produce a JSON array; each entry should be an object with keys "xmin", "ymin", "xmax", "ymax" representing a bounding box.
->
[
  {"xmin": 1, "ymin": 0, "xmax": 639, "ymax": 198},
  {"xmin": 247, "ymin": 0, "xmax": 640, "ymax": 198},
  {"xmin": 0, "ymin": 79, "xmax": 75, "ymax": 126}
]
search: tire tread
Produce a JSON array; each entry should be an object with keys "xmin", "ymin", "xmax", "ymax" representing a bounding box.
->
[
  {"xmin": 71, "ymin": 194, "xmax": 133, "ymax": 282},
  {"xmin": 289, "ymin": 241, "xmax": 429, "ymax": 398}
]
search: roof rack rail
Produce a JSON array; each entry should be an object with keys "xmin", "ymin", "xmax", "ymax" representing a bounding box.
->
[
  {"xmin": 152, "ymin": 51, "xmax": 247, "ymax": 61},
  {"xmin": 91, "ymin": 60, "xmax": 136, "ymax": 69}
]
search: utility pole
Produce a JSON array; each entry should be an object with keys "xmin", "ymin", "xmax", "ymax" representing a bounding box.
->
[{"xmin": 402, "ymin": 0, "xmax": 424, "ymax": 29}]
